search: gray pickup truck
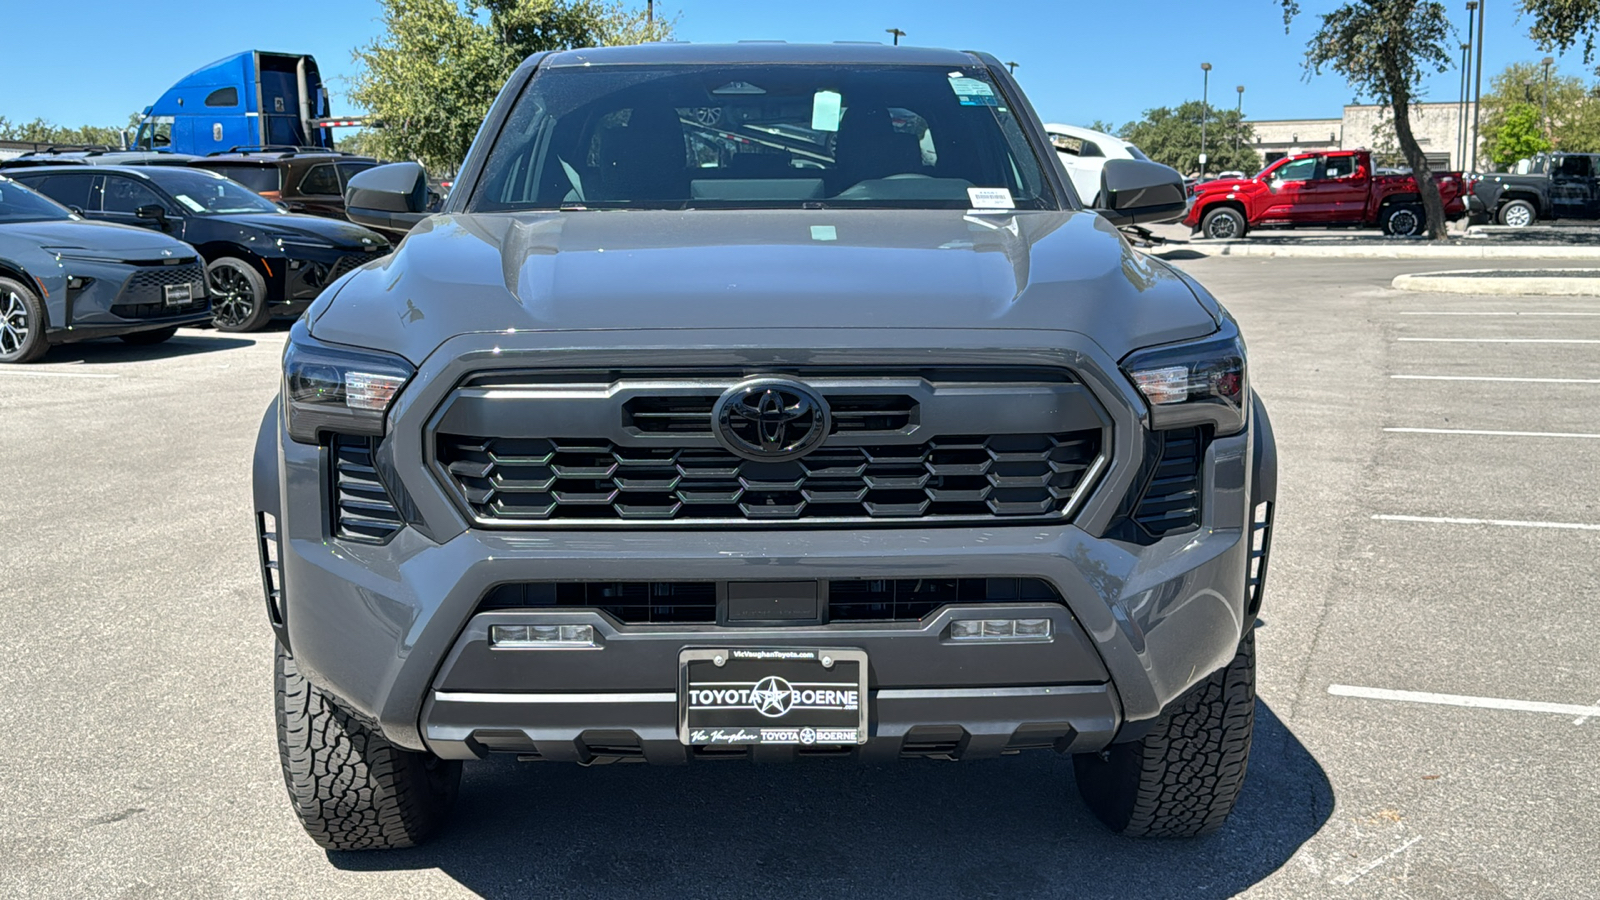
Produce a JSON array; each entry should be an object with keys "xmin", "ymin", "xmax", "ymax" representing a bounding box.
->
[
  {"xmin": 1471, "ymin": 151, "xmax": 1600, "ymax": 226},
  {"xmin": 254, "ymin": 42, "xmax": 1277, "ymax": 849}
]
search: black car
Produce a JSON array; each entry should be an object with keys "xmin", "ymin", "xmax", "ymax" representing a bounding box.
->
[
  {"xmin": 10, "ymin": 166, "xmax": 390, "ymax": 331},
  {"xmin": 1471, "ymin": 152, "xmax": 1600, "ymax": 226}
]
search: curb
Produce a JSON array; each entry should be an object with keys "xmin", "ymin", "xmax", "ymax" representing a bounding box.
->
[
  {"xmin": 1163, "ymin": 242, "xmax": 1600, "ymax": 260},
  {"xmin": 1392, "ymin": 270, "xmax": 1600, "ymax": 296}
]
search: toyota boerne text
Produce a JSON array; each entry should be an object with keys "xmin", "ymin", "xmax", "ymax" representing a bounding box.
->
[{"xmin": 254, "ymin": 42, "xmax": 1277, "ymax": 849}]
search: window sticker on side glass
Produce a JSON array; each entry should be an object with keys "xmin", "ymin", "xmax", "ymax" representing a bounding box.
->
[
  {"xmin": 967, "ymin": 187, "xmax": 1015, "ymax": 209},
  {"xmin": 948, "ymin": 76, "xmax": 998, "ymax": 107},
  {"xmin": 811, "ymin": 90, "xmax": 842, "ymax": 132},
  {"xmin": 174, "ymin": 195, "xmax": 206, "ymax": 212}
]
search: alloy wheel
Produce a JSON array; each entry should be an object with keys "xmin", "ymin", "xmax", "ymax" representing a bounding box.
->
[
  {"xmin": 0, "ymin": 289, "xmax": 29, "ymax": 358},
  {"xmin": 1503, "ymin": 204, "xmax": 1533, "ymax": 227},
  {"xmin": 210, "ymin": 265, "xmax": 257, "ymax": 329},
  {"xmin": 1206, "ymin": 214, "xmax": 1240, "ymax": 240},
  {"xmin": 1390, "ymin": 209, "xmax": 1420, "ymax": 235}
]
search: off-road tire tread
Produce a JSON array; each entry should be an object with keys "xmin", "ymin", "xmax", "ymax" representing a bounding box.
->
[
  {"xmin": 275, "ymin": 646, "xmax": 460, "ymax": 850},
  {"xmin": 1074, "ymin": 631, "xmax": 1255, "ymax": 837}
]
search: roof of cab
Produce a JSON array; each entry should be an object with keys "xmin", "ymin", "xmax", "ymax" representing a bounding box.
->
[{"xmin": 541, "ymin": 42, "xmax": 982, "ymax": 68}]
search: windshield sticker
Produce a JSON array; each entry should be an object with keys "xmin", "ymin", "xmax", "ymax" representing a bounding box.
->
[
  {"xmin": 174, "ymin": 194, "xmax": 206, "ymax": 212},
  {"xmin": 811, "ymin": 90, "xmax": 842, "ymax": 132},
  {"xmin": 967, "ymin": 187, "xmax": 1015, "ymax": 209},
  {"xmin": 949, "ymin": 76, "xmax": 998, "ymax": 107},
  {"xmin": 810, "ymin": 225, "xmax": 837, "ymax": 241}
]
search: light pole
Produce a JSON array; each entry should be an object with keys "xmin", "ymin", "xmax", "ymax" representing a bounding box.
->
[
  {"xmin": 1542, "ymin": 56, "xmax": 1555, "ymax": 144},
  {"xmin": 1235, "ymin": 85, "xmax": 1245, "ymax": 154},
  {"xmin": 886, "ymin": 28, "xmax": 905, "ymax": 46},
  {"xmin": 1470, "ymin": 0, "xmax": 1487, "ymax": 171},
  {"xmin": 1458, "ymin": 40, "xmax": 1472, "ymax": 167},
  {"xmin": 1200, "ymin": 62, "xmax": 1212, "ymax": 180},
  {"xmin": 1005, "ymin": 61, "xmax": 1019, "ymax": 74}
]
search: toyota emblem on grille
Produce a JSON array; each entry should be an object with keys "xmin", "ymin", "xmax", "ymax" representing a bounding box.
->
[{"xmin": 713, "ymin": 378, "xmax": 830, "ymax": 462}]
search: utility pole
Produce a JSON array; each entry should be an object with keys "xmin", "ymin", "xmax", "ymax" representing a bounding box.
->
[
  {"xmin": 1457, "ymin": 39, "xmax": 1471, "ymax": 167},
  {"xmin": 1005, "ymin": 61, "xmax": 1019, "ymax": 74},
  {"xmin": 1200, "ymin": 62, "xmax": 1212, "ymax": 180},
  {"xmin": 1470, "ymin": 0, "xmax": 1486, "ymax": 171},
  {"xmin": 647, "ymin": 0, "xmax": 652, "ymax": 27},
  {"xmin": 1542, "ymin": 56, "xmax": 1555, "ymax": 144},
  {"xmin": 1235, "ymin": 85, "xmax": 1245, "ymax": 153},
  {"xmin": 885, "ymin": 28, "xmax": 905, "ymax": 46}
]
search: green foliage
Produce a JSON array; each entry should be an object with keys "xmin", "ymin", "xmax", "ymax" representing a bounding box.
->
[
  {"xmin": 350, "ymin": 0, "xmax": 672, "ymax": 173},
  {"xmin": 1115, "ymin": 101, "xmax": 1262, "ymax": 175},
  {"xmin": 1491, "ymin": 104, "xmax": 1554, "ymax": 163},
  {"xmin": 1479, "ymin": 61, "xmax": 1600, "ymax": 161},
  {"xmin": 1520, "ymin": 0, "xmax": 1600, "ymax": 71},
  {"xmin": 1283, "ymin": 0, "xmax": 1454, "ymax": 238},
  {"xmin": 0, "ymin": 115, "xmax": 132, "ymax": 148}
]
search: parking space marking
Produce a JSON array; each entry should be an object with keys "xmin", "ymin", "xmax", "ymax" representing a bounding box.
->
[
  {"xmin": 1398, "ymin": 311, "xmax": 1600, "ymax": 317},
  {"xmin": 1384, "ymin": 427, "xmax": 1600, "ymax": 439},
  {"xmin": 0, "ymin": 369, "xmax": 119, "ymax": 379},
  {"xmin": 1398, "ymin": 338, "xmax": 1600, "ymax": 344},
  {"xmin": 1329, "ymin": 684, "xmax": 1600, "ymax": 720},
  {"xmin": 1333, "ymin": 836, "xmax": 1423, "ymax": 887},
  {"xmin": 1373, "ymin": 514, "xmax": 1600, "ymax": 531},
  {"xmin": 1392, "ymin": 375, "xmax": 1600, "ymax": 384}
]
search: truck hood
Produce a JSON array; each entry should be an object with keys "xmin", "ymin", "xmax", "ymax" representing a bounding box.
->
[
  {"xmin": 4, "ymin": 219, "xmax": 196, "ymax": 258},
  {"xmin": 309, "ymin": 208, "xmax": 1219, "ymax": 364}
]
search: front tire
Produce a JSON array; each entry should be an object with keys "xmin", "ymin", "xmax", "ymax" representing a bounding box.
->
[
  {"xmin": 1073, "ymin": 630, "xmax": 1256, "ymax": 837},
  {"xmin": 1498, "ymin": 199, "xmax": 1537, "ymax": 227},
  {"xmin": 119, "ymin": 326, "xmax": 179, "ymax": 346},
  {"xmin": 1199, "ymin": 206, "xmax": 1247, "ymax": 240},
  {"xmin": 0, "ymin": 277, "xmax": 49, "ymax": 364},
  {"xmin": 208, "ymin": 257, "xmax": 272, "ymax": 333},
  {"xmin": 1380, "ymin": 204, "xmax": 1425, "ymax": 236},
  {"xmin": 275, "ymin": 645, "xmax": 461, "ymax": 850}
]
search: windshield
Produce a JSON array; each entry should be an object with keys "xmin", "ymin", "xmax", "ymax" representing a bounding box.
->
[
  {"xmin": 148, "ymin": 170, "xmax": 282, "ymax": 215},
  {"xmin": 192, "ymin": 164, "xmax": 283, "ymax": 195},
  {"xmin": 0, "ymin": 180, "xmax": 74, "ymax": 223},
  {"xmin": 473, "ymin": 63, "xmax": 1058, "ymax": 212}
]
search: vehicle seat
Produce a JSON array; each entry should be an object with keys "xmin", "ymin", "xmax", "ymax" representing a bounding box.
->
[
  {"xmin": 830, "ymin": 108, "xmax": 924, "ymax": 191},
  {"xmin": 595, "ymin": 106, "xmax": 688, "ymax": 203}
]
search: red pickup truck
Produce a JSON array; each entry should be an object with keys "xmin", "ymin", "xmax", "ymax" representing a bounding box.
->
[{"xmin": 1185, "ymin": 149, "xmax": 1472, "ymax": 239}]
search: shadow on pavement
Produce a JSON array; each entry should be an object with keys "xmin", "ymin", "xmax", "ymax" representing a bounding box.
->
[
  {"xmin": 39, "ymin": 330, "xmax": 260, "ymax": 365},
  {"xmin": 329, "ymin": 701, "xmax": 1331, "ymax": 899}
]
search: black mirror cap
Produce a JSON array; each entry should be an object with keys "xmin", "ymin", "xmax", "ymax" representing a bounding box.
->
[
  {"xmin": 135, "ymin": 204, "xmax": 166, "ymax": 220},
  {"xmin": 1096, "ymin": 159, "xmax": 1189, "ymax": 226},
  {"xmin": 345, "ymin": 162, "xmax": 430, "ymax": 235}
]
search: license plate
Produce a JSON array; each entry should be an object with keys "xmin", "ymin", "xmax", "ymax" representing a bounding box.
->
[
  {"xmin": 679, "ymin": 648, "xmax": 868, "ymax": 746},
  {"xmin": 163, "ymin": 283, "xmax": 192, "ymax": 306}
]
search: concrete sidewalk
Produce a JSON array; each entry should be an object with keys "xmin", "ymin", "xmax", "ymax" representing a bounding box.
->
[
  {"xmin": 1392, "ymin": 268, "xmax": 1600, "ymax": 296},
  {"xmin": 1143, "ymin": 222, "xmax": 1600, "ymax": 261}
]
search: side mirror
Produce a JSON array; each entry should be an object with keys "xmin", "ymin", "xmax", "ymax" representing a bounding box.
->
[
  {"xmin": 1094, "ymin": 159, "xmax": 1187, "ymax": 226},
  {"xmin": 345, "ymin": 162, "xmax": 430, "ymax": 237},
  {"xmin": 135, "ymin": 204, "xmax": 167, "ymax": 222}
]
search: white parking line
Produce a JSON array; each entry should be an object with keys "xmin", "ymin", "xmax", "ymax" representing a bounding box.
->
[
  {"xmin": 1373, "ymin": 514, "xmax": 1600, "ymax": 531},
  {"xmin": 0, "ymin": 369, "xmax": 119, "ymax": 379},
  {"xmin": 1398, "ymin": 311, "xmax": 1600, "ymax": 317},
  {"xmin": 1392, "ymin": 375, "xmax": 1600, "ymax": 384},
  {"xmin": 1398, "ymin": 338, "xmax": 1600, "ymax": 344},
  {"xmin": 1384, "ymin": 427, "xmax": 1600, "ymax": 438},
  {"xmin": 1329, "ymin": 684, "xmax": 1600, "ymax": 719}
]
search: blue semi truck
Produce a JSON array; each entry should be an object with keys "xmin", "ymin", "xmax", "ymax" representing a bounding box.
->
[{"xmin": 131, "ymin": 51, "xmax": 363, "ymax": 156}]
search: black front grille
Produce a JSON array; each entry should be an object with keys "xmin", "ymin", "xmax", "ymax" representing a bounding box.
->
[
  {"xmin": 328, "ymin": 251, "xmax": 386, "ymax": 282},
  {"xmin": 624, "ymin": 393, "xmax": 917, "ymax": 436},
  {"xmin": 331, "ymin": 436, "xmax": 405, "ymax": 542},
  {"xmin": 113, "ymin": 262, "xmax": 207, "ymax": 316},
  {"xmin": 1133, "ymin": 429, "xmax": 1204, "ymax": 535},
  {"xmin": 478, "ymin": 577, "xmax": 1062, "ymax": 624},
  {"xmin": 437, "ymin": 432, "xmax": 1099, "ymax": 524}
]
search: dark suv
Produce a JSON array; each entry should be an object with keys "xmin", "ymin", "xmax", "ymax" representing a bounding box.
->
[
  {"xmin": 187, "ymin": 147, "xmax": 378, "ymax": 221},
  {"xmin": 11, "ymin": 165, "xmax": 389, "ymax": 331},
  {"xmin": 255, "ymin": 43, "xmax": 1277, "ymax": 850}
]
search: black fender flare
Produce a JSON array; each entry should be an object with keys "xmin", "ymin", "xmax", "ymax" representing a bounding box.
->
[
  {"xmin": 253, "ymin": 398, "xmax": 289, "ymax": 651},
  {"xmin": 1247, "ymin": 394, "xmax": 1277, "ymax": 619}
]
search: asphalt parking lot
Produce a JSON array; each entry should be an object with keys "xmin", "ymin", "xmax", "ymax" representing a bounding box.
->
[{"xmin": 2, "ymin": 255, "xmax": 1597, "ymax": 898}]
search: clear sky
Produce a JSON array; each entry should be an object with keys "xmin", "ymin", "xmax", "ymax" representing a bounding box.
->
[{"xmin": 0, "ymin": 0, "xmax": 1583, "ymax": 133}]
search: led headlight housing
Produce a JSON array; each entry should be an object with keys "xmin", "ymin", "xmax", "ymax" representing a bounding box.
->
[
  {"xmin": 282, "ymin": 321, "xmax": 414, "ymax": 444},
  {"xmin": 1121, "ymin": 315, "xmax": 1248, "ymax": 435}
]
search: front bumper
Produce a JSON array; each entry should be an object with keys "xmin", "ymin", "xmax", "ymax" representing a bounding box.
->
[
  {"xmin": 46, "ymin": 257, "xmax": 212, "ymax": 340},
  {"xmin": 277, "ymin": 245, "xmax": 388, "ymax": 304}
]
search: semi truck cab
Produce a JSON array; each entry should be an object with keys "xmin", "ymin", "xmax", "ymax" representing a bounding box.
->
[{"xmin": 132, "ymin": 51, "xmax": 336, "ymax": 157}]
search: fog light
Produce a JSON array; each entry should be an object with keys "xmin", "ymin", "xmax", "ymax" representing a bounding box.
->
[
  {"xmin": 490, "ymin": 623, "xmax": 597, "ymax": 649},
  {"xmin": 950, "ymin": 618, "xmax": 1052, "ymax": 642}
]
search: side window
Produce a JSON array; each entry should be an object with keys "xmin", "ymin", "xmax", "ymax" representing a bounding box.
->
[
  {"xmin": 101, "ymin": 177, "xmax": 166, "ymax": 214},
  {"xmin": 205, "ymin": 87, "xmax": 238, "ymax": 108},
  {"xmin": 1077, "ymin": 140, "xmax": 1104, "ymax": 158},
  {"xmin": 297, "ymin": 164, "xmax": 340, "ymax": 195},
  {"xmin": 1322, "ymin": 156, "xmax": 1355, "ymax": 179},
  {"xmin": 1557, "ymin": 155, "xmax": 1593, "ymax": 178},
  {"xmin": 1273, "ymin": 158, "xmax": 1318, "ymax": 184},
  {"xmin": 336, "ymin": 161, "xmax": 375, "ymax": 187},
  {"xmin": 27, "ymin": 173, "xmax": 96, "ymax": 209}
]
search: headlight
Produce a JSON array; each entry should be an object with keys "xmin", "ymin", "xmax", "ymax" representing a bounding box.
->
[
  {"xmin": 282, "ymin": 321, "xmax": 414, "ymax": 444},
  {"xmin": 1121, "ymin": 316, "xmax": 1248, "ymax": 435}
]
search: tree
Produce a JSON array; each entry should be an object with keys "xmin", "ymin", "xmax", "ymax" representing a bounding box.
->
[
  {"xmin": 1521, "ymin": 0, "xmax": 1600, "ymax": 74},
  {"xmin": 1116, "ymin": 102, "xmax": 1263, "ymax": 175},
  {"xmin": 350, "ymin": 0, "xmax": 671, "ymax": 173},
  {"xmin": 1478, "ymin": 61, "xmax": 1600, "ymax": 159},
  {"xmin": 1490, "ymin": 104, "xmax": 1554, "ymax": 163},
  {"xmin": 1283, "ymin": 0, "xmax": 1455, "ymax": 238},
  {"xmin": 0, "ymin": 115, "xmax": 134, "ymax": 148}
]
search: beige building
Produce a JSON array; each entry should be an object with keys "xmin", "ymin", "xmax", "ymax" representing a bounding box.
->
[{"xmin": 1247, "ymin": 101, "xmax": 1480, "ymax": 170}]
